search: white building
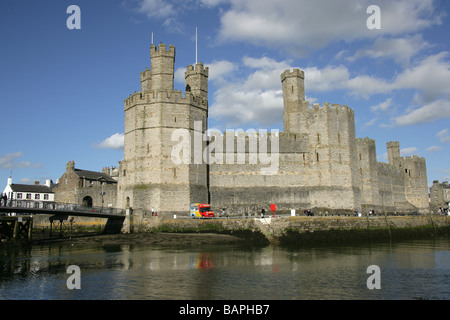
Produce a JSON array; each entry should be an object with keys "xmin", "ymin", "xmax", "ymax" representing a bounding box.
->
[{"xmin": 2, "ymin": 177, "xmax": 55, "ymax": 207}]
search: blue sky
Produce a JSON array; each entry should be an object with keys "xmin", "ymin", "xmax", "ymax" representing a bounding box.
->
[{"xmin": 0, "ymin": 0, "xmax": 449, "ymax": 190}]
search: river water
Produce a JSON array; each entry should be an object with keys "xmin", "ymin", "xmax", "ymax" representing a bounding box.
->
[{"xmin": 1, "ymin": 237, "xmax": 450, "ymax": 300}]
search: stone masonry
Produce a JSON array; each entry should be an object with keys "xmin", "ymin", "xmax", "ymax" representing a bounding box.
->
[{"xmin": 55, "ymin": 42, "xmax": 430, "ymax": 217}]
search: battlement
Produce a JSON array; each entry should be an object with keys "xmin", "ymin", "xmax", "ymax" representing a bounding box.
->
[
  {"xmin": 356, "ymin": 137, "xmax": 376, "ymax": 146},
  {"xmin": 150, "ymin": 43, "xmax": 175, "ymax": 57},
  {"xmin": 185, "ymin": 63, "xmax": 209, "ymax": 77},
  {"xmin": 386, "ymin": 141, "xmax": 400, "ymax": 148},
  {"xmin": 281, "ymin": 68, "xmax": 304, "ymax": 81},
  {"xmin": 140, "ymin": 67, "xmax": 151, "ymax": 80},
  {"xmin": 124, "ymin": 90, "xmax": 208, "ymax": 109},
  {"xmin": 306, "ymin": 102, "xmax": 354, "ymax": 116}
]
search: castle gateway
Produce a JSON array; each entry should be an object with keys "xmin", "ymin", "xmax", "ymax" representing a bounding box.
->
[{"xmin": 115, "ymin": 43, "xmax": 429, "ymax": 216}]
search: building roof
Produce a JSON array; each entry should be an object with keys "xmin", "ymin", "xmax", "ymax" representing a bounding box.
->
[
  {"xmin": 9, "ymin": 184, "xmax": 54, "ymax": 194},
  {"xmin": 74, "ymin": 169, "xmax": 117, "ymax": 183}
]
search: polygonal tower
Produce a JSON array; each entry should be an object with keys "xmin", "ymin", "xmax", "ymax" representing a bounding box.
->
[
  {"xmin": 118, "ymin": 43, "xmax": 209, "ymax": 216},
  {"xmin": 281, "ymin": 69, "xmax": 305, "ymax": 134}
]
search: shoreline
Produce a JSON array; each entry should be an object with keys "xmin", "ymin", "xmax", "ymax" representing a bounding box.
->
[{"xmin": 29, "ymin": 231, "xmax": 246, "ymax": 247}]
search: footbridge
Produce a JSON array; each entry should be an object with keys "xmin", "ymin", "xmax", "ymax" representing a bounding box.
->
[{"xmin": 0, "ymin": 200, "xmax": 126, "ymax": 241}]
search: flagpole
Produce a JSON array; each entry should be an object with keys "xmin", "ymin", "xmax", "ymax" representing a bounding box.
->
[{"xmin": 195, "ymin": 27, "xmax": 198, "ymax": 64}]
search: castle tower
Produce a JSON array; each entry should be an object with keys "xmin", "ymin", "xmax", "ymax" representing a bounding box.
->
[
  {"xmin": 185, "ymin": 63, "xmax": 208, "ymax": 99},
  {"xmin": 281, "ymin": 69, "xmax": 305, "ymax": 134},
  {"xmin": 118, "ymin": 43, "xmax": 209, "ymax": 216},
  {"xmin": 150, "ymin": 43, "xmax": 175, "ymax": 91},
  {"xmin": 387, "ymin": 141, "xmax": 400, "ymax": 165}
]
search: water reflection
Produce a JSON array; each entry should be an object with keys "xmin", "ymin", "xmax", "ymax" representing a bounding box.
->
[{"xmin": 1, "ymin": 238, "xmax": 450, "ymax": 299}]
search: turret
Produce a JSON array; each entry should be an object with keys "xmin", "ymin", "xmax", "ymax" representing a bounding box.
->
[
  {"xmin": 281, "ymin": 69, "xmax": 305, "ymax": 102},
  {"xmin": 140, "ymin": 67, "xmax": 151, "ymax": 93},
  {"xmin": 150, "ymin": 43, "xmax": 175, "ymax": 92},
  {"xmin": 185, "ymin": 63, "xmax": 209, "ymax": 100},
  {"xmin": 387, "ymin": 141, "xmax": 400, "ymax": 165},
  {"xmin": 281, "ymin": 69, "xmax": 305, "ymax": 134}
]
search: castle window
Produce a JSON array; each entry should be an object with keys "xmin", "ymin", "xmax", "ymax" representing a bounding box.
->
[
  {"xmin": 338, "ymin": 133, "xmax": 341, "ymax": 144},
  {"xmin": 316, "ymin": 133, "xmax": 320, "ymax": 144},
  {"xmin": 316, "ymin": 152, "xmax": 319, "ymax": 162},
  {"xmin": 123, "ymin": 170, "xmax": 126, "ymax": 177}
]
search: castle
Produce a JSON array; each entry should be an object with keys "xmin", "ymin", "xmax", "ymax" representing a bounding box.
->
[{"xmin": 55, "ymin": 43, "xmax": 430, "ymax": 216}]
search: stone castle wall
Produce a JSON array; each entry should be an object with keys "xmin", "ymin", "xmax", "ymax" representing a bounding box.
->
[{"xmin": 109, "ymin": 43, "xmax": 430, "ymax": 216}]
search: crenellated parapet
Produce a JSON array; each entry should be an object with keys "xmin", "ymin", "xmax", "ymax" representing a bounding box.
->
[
  {"xmin": 150, "ymin": 43, "xmax": 176, "ymax": 58},
  {"xmin": 185, "ymin": 63, "xmax": 209, "ymax": 77},
  {"xmin": 124, "ymin": 89, "xmax": 208, "ymax": 110},
  {"xmin": 281, "ymin": 68, "xmax": 304, "ymax": 82},
  {"xmin": 307, "ymin": 102, "xmax": 354, "ymax": 117}
]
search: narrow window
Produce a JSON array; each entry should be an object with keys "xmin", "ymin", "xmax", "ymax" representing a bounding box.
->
[{"xmin": 316, "ymin": 152, "xmax": 319, "ymax": 162}]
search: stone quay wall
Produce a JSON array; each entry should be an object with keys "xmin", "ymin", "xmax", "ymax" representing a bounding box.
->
[{"xmin": 133, "ymin": 215, "xmax": 450, "ymax": 245}]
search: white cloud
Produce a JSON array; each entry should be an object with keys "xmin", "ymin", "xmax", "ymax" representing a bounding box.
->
[
  {"xmin": 209, "ymin": 56, "xmax": 289, "ymax": 129},
  {"xmin": 95, "ymin": 133, "xmax": 125, "ymax": 150},
  {"xmin": 303, "ymin": 65, "xmax": 350, "ymax": 93},
  {"xmin": 207, "ymin": 60, "xmax": 238, "ymax": 82},
  {"xmin": 370, "ymin": 98, "xmax": 393, "ymax": 112},
  {"xmin": 0, "ymin": 152, "xmax": 43, "ymax": 169},
  {"xmin": 208, "ymin": 53, "xmax": 450, "ymax": 129},
  {"xmin": 392, "ymin": 52, "xmax": 450, "ymax": 103},
  {"xmin": 437, "ymin": 128, "xmax": 450, "ymax": 143},
  {"xmin": 400, "ymin": 147, "xmax": 418, "ymax": 156},
  {"xmin": 137, "ymin": 0, "xmax": 176, "ymax": 19},
  {"xmin": 346, "ymin": 35, "xmax": 431, "ymax": 66},
  {"xmin": 364, "ymin": 118, "xmax": 378, "ymax": 127},
  {"xmin": 217, "ymin": 0, "xmax": 442, "ymax": 54},
  {"xmin": 394, "ymin": 100, "xmax": 450, "ymax": 126},
  {"xmin": 426, "ymin": 146, "xmax": 443, "ymax": 152}
]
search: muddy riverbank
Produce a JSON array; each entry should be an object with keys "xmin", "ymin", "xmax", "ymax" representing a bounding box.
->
[{"xmin": 30, "ymin": 231, "xmax": 245, "ymax": 247}]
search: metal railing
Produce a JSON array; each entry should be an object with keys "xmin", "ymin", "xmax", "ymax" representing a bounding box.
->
[{"xmin": 0, "ymin": 199, "xmax": 125, "ymax": 216}]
